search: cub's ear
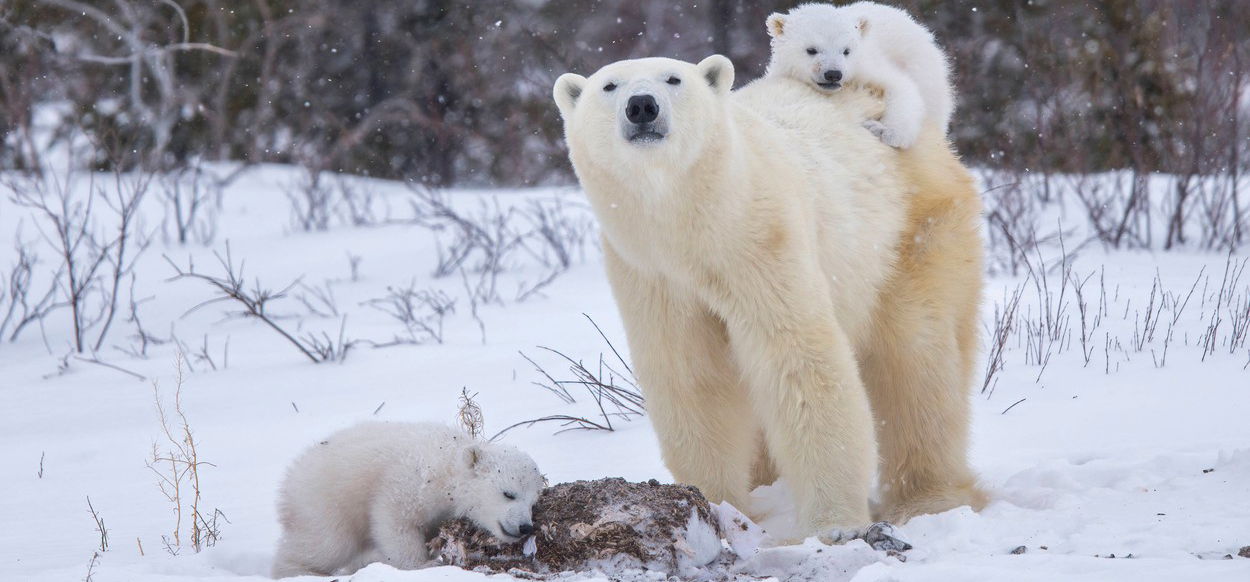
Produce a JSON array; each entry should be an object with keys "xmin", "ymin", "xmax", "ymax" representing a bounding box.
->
[
  {"xmin": 766, "ymin": 13, "xmax": 786, "ymax": 38},
  {"xmin": 465, "ymin": 445, "xmax": 482, "ymax": 471},
  {"xmin": 857, "ymin": 17, "xmax": 870, "ymax": 36},
  {"xmin": 697, "ymin": 54, "xmax": 734, "ymax": 96},
  {"xmin": 553, "ymin": 73, "xmax": 587, "ymax": 118}
]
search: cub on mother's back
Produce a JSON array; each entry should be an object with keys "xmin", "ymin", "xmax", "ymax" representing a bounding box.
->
[{"xmin": 765, "ymin": 1, "xmax": 954, "ymax": 149}]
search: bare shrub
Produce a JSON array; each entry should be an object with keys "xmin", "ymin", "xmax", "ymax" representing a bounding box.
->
[
  {"xmin": 982, "ymin": 280, "xmax": 1025, "ymax": 397},
  {"xmin": 0, "ymin": 241, "xmax": 60, "ymax": 344},
  {"xmin": 165, "ymin": 243, "xmax": 352, "ymax": 364},
  {"xmin": 493, "ymin": 315, "xmax": 643, "ymax": 441},
  {"xmin": 160, "ymin": 164, "xmax": 222, "ymax": 246},
  {"xmin": 1067, "ymin": 268, "xmax": 1104, "ymax": 367},
  {"xmin": 283, "ymin": 165, "xmax": 333, "ymax": 232},
  {"xmin": 115, "ymin": 274, "xmax": 164, "ymax": 359},
  {"xmin": 7, "ymin": 156, "xmax": 152, "ymax": 353},
  {"xmin": 409, "ymin": 185, "xmax": 522, "ymax": 289},
  {"xmin": 294, "ymin": 280, "xmax": 340, "ymax": 319},
  {"xmin": 363, "ymin": 283, "xmax": 455, "ymax": 346}
]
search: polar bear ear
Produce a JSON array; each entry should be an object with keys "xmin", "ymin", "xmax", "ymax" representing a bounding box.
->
[
  {"xmin": 553, "ymin": 73, "xmax": 587, "ymax": 118},
  {"xmin": 697, "ymin": 54, "xmax": 734, "ymax": 96},
  {"xmin": 857, "ymin": 17, "xmax": 870, "ymax": 36},
  {"xmin": 766, "ymin": 13, "xmax": 786, "ymax": 38}
]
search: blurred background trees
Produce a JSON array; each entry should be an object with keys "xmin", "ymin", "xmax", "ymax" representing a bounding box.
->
[{"xmin": 1, "ymin": 0, "xmax": 1247, "ymax": 188}]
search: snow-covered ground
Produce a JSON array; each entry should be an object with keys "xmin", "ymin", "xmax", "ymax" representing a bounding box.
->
[{"xmin": 2, "ymin": 165, "xmax": 1248, "ymax": 581}]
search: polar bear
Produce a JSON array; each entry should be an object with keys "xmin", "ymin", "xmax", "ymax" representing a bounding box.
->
[
  {"xmin": 272, "ymin": 422, "xmax": 545, "ymax": 577},
  {"xmin": 765, "ymin": 2, "xmax": 954, "ymax": 149},
  {"xmin": 553, "ymin": 55, "xmax": 984, "ymax": 539}
]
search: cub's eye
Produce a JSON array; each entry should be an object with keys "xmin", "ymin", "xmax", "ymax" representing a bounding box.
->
[
  {"xmin": 604, "ymin": 82, "xmax": 617, "ymax": 92},
  {"xmin": 503, "ymin": 491, "xmax": 517, "ymax": 500},
  {"xmin": 806, "ymin": 47, "xmax": 818, "ymax": 55},
  {"xmin": 843, "ymin": 48, "xmax": 851, "ymax": 56},
  {"xmin": 666, "ymin": 76, "xmax": 681, "ymax": 85}
]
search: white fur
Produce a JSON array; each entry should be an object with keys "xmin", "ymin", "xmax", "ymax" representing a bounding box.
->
[
  {"xmin": 765, "ymin": 2, "xmax": 954, "ymax": 148},
  {"xmin": 554, "ymin": 54, "xmax": 987, "ymax": 539},
  {"xmin": 271, "ymin": 422, "xmax": 544, "ymax": 577},
  {"xmin": 554, "ymin": 56, "xmax": 907, "ymax": 536}
]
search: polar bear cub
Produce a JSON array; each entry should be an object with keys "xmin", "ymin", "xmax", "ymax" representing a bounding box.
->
[
  {"xmin": 272, "ymin": 422, "xmax": 545, "ymax": 577},
  {"xmin": 766, "ymin": 1, "xmax": 953, "ymax": 149}
]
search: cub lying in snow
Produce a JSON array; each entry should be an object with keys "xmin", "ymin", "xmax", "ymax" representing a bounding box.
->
[
  {"xmin": 766, "ymin": 1, "xmax": 954, "ymax": 149},
  {"xmin": 272, "ymin": 422, "xmax": 545, "ymax": 577}
]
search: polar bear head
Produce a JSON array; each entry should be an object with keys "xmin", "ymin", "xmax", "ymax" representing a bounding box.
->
[
  {"xmin": 553, "ymin": 55, "xmax": 734, "ymax": 176},
  {"xmin": 766, "ymin": 3, "xmax": 867, "ymax": 91},
  {"xmin": 458, "ymin": 442, "xmax": 546, "ymax": 542}
]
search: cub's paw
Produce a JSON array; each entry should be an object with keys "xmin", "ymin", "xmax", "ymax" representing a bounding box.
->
[
  {"xmin": 820, "ymin": 521, "xmax": 912, "ymax": 552},
  {"xmin": 861, "ymin": 120, "xmax": 908, "ymax": 149}
]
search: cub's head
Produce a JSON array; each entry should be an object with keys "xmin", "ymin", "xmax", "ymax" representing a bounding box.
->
[
  {"xmin": 766, "ymin": 4, "xmax": 867, "ymax": 90},
  {"xmin": 553, "ymin": 55, "xmax": 734, "ymax": 175},
  {"xmin": 459, "ymin": 442, "xmax": 546, "ymax": 543}
]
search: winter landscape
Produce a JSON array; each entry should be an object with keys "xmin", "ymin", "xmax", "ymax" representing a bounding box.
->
[{"xmin": 2, "ymin": 2, "xmax": 1250, "ymax": 582}]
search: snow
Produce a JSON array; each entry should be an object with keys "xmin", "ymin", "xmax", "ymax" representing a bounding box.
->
[
  {"xmin": 676, "ymin": 509, "xmax": 721, "ymax": 573},
  {"xmin": 2, "ymin": 164, "xmax": 1249, "ymax": 581}
]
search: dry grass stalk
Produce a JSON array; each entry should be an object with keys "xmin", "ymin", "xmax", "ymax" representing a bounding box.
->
[
  {"xmin": 458, "ymin": 388, "xmax": 485, "ymax": 439},
  {"xmin": 146, "ymin": 354, "xmax": 222, "ymax": 554}
]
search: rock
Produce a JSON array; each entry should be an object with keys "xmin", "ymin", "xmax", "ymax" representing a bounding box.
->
[
  {"xmin": 1010, "ymin": 545, "xmax": 1027, "ymax": 555},
  {"xmin": 861, "ymin": 522, "xmax": 912, "ymax": 552},
  {"xmin": 1239, "ymin": 546, "xmax": 1250, "ymax": 558},
  {"xmin": 430, "ymin": 477, "xmax": 723, "ymax": 576}
]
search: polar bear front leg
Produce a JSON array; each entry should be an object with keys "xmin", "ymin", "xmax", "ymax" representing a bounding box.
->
[
  {"xmin": 708, "ymin": 259, "xmax": 877, "ymax": 535},
  {"xmin": 604, "ymin": 246, "xmax": 756, "ymax": 510},
  {"xmin": 368, "ymin": 495, "xmax": 431, "ymax": 570}
]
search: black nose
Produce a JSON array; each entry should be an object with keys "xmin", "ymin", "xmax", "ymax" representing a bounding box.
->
[
  {"xmin": 824, "ymin": 70, "xmax": 843, "ymax": 82},
  {"xmin": 518, "ymin": 523, "xmax": 534, "ymax": 536},
  {"xmin": 626, "ymin": 94, "xmax": 659, "ymax": 124}
]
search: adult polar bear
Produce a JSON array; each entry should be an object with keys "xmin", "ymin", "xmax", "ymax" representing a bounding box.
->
[{"xmin": 553, "ymin": 55, "xmax": 985, "ymax": 537}]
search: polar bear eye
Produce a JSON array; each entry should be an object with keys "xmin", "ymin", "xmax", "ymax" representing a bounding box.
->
[
  {"xmin": 503, "ymin": 491, "xmax": 517, "ymax": 500},
  {"xmin": 666, "ymin": 76, "xmax": 681, "ymax": 85},
  {"xmin": 603, "ymin": 82, "xmax": 617, "ymax": 92},
  {"xmin": 806, "ymin": 47, "xmax": 818, "ymax": 56},
  {"xmin": 843, "ymin": 48, "xmax": 851, "ymax": 56}
]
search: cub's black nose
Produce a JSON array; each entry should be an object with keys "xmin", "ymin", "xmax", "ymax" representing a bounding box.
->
[
  {"xmin": 626, "ymin": 94, "xmax": 660, "ymax": 124},
  {"xmin": 824, "ymin": 70, "xmax": 843, "ymax": 83},
  {"xmin": 518, "ymin": 523, "xmax": 535, "ymax": 536}
]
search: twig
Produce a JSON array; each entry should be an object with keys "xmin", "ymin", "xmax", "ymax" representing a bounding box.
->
[
  {"xmin": 1001, "ymin": 398, "xmax": 1027, "ymax": 415},
  {"xmin": 72, "ymin": 355, "xmax": 146, "ymax": 381},
  {"xmin": 86, "ymin": 496, "xmax": 108, "ymax": 552}
]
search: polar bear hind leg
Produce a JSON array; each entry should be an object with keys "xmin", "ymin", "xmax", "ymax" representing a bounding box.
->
[{"xmin": 861, "ymin": 128, "xmax": 987, "ymax": 523}]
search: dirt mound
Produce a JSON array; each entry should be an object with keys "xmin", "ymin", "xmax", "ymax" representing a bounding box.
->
[{"xmin": 430, "ymin": 478, "xmax": 724, "ymax": 576}]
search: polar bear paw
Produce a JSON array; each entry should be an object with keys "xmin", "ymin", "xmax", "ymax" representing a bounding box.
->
[
  {"xmin": 820, "ymin": 521, "xmax": 912, "ymax": 552},
  {"xmin": 862, "ymin": 120, "xmax": 907, "ymax": 149}
]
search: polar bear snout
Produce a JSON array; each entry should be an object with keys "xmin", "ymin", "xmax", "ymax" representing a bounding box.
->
[
  {"xmin": 623, "ymin": 93, "xmax": 668, "ymax": 144},
  {"xmin": 626, "ymin": 94, "xmax": 660, "ymax": 124},
  {"xmin": 818, "ymin": 69, "xmax": 844, "ymax": 89}
]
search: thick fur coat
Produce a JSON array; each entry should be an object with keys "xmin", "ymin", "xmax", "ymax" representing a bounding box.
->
[
  {"xmin": 766, "ymin": 2, "xmax": 954, "ymax": 149},
  {"xmin": 272, "ymin": 422, "xmax": 544, "ymax": 577},
  {"xmin": 553, "ymin": 55, "xmax": 984, "ymax": 539}
]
